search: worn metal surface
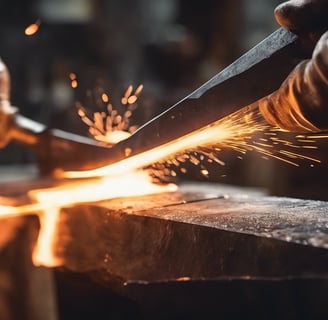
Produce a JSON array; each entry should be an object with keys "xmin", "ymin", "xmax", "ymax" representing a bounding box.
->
[
  {"xmin": 1, "ymin": 177, "xmax": 327, "ymax": 319},
  {"xmin": 0, "ymin": 177, "xmax": 327, "ymax": 282},
  {"xmin": 138, "ymin": 183, "xmax": 328, "ymax": 249},
  {"xmin": 52, "ymin": 182, "xmax": 328, "ymax": 319},
  {"xmin": 40, "ymin": 182, "xmax": 328, "ymax": 283}
]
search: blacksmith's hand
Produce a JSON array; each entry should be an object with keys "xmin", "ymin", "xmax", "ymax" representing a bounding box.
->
[
  {"xmin": 259, "ymin": 0, "xmax": 328, "ymax": 132},
  {"xmin": 0, "ymin": 58, "xmax": 17, "ymax": 148}
]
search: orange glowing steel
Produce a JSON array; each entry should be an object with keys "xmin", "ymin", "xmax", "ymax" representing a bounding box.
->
[
  {"xmin": 64, "ymin": 104, "xmax": 323, "ymax": 180},
  {"xmin": 32, "ymin": 207, "xmax": 63, "ymax": 267},
  {"xmin": 66, "ymin": 123, "xmax": 229, "ymax": 178},
  {"xmin": 24, "ymin": 19, "xmax": 41, "ymax": 36},
  {"xmin": 1, "ymin": 172, "xmax": 176, "ymax": 220},
  {"xmin": 32, "ymin": 172, "xmax": 176, "ymax": 206},
  {"xmin": 97, "ymin": 130, "xmax": 131, "ymax": 144},
  {"xmin": 0, "ymin": 171, "xmax": 176, "ymax": 267}
]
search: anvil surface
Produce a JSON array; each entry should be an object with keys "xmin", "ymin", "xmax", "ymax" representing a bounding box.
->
[
  {"xmin": 0, "ymin": 176, "xmax": 327, "ymax": 281},
  {"xmin": 30, "ymin": 181, "xmax": 326, "ymax": 283},
  {"xmin": 1, "ymin": 173, "xmax": 328, "ymax": 319},
  {"xmin": 54, "ymin": 182, "xmax": 328, "ymax": 320}
]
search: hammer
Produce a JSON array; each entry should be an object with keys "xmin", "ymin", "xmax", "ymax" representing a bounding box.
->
[{"xmin": 0, "ymin": 58, "xmax": 115, "ymax": 175}]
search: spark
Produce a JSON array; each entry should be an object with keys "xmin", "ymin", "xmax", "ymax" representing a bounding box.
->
[
  {"xmin": 77, "ymin": 84, "xmax": 142, "ymax": 145},
  {"xmin": 65, "ymin": 103, "xmax": 326, "ymax": 179},
  {"xmin": 201, "ymin": 169, "xmax": 209, "ymax": 177},
  {"xmin": 102, "ymin": 93, "xmax": 109, "ymax": 103},
  {"xmin": 306, "ymin": 135, "xmax": 328, "ymax": 139},
  {"xmin": 69, "ymin": 73, "xmax": 78, "ymax": 88},
  {"xmin": 71, "ymin": 80, "xmax": 78, "ymax": 88},
  {"xmin": 24, "ymin": 19, "xmax": 41, "ymax": 36},
  {"xmin": 121, "ymin": 84, "xmax": 143, "ymax": 105}
]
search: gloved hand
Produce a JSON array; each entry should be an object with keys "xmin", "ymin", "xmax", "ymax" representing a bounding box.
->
[{"xmin": 259, "ymin": 0, "xmax": 328, "ymax": 132}]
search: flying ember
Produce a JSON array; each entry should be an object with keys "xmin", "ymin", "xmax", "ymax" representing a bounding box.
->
[
  {"xmin": 24, "ymin": 19, "xmax": 41, "ymax": 36},
  {"xmin": 63, "ymin": 103, "xmax": 322, "ymax": 180},
  {"xmin": 76, "ymin": 84, "xmax": 142, "ymax": 145}
]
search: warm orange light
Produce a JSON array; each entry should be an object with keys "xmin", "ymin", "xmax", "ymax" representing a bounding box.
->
[
  {"xmin": 0, "ymin": 171, "xmax": 176, "ymax": 267},
  {"xmin": 62, "ymin": 109, "xmax": 249, "ymax": 179},
  {"xmin": 64, "ymin": 104, "xmax": 322, "ymax": 180},
  {"xmin": 95, "ymin": 130, "xmax": 132, "ymax": 144},
  {"xmin": 0, "ymin": 96, "xmax": 324, "ymax": 268},
  {"xmin": 32, "ymin": 207, "xmax": 63, "ymax": 267},
  {"xmin": 69, "ymin": 73, "xmax": 76, "ymax": 80},
  {"xmin": 78, "ymin": 84, "xmax": 143, "ymax": 145},
  {"xmin": 201, "ymin": 169, "xmax": 209, "ymax": 177},
  {"xmin": 24, "ymin": 20, "xmax": 41, "ymax": 36},
  {"xmin": 121, "ymin": 84, "xmax": 142, "ymax": 105},
  {"xmin": 71, "ymin": 79, "xmax": 78, "ymax": 88},
  {"xmin": 102, "ymin": 93, "xmax": 109, "ymax": 103}
]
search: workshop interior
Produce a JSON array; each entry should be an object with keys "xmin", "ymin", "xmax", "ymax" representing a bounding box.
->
[{"xmin": 0, "ymin": 0, "xmax": 327, "ymax": 319}]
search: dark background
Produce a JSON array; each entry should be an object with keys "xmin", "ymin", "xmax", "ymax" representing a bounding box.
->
[{"xmin": 0, "ymin": 0, "xmax": 328, "ymax": 200}]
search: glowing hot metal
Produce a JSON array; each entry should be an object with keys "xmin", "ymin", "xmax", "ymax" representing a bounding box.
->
[
  {"xmin": 0, "ymin": 171, "xmax": 176, "ymax": 266},
  {"xmin": 63, "ymin": 104, "xmax": 322, "ymax": 179}
]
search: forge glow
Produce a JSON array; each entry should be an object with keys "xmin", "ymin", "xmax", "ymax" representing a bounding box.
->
[
  {"xmin": 0, "ymin": 83, "xmax": 178, "ymax": 267},
  {"xmin": 0, "ymin": 172, "xmax": 177, "ymax": 219},
  {"xmin": 0, "ymin": 84, "xmax": 325, "ymax": 268},
  {"xmin": 0, "ymin": 171, "xmax": 177, "ymax": 266},
  {"xmin": 62, "ymin": 104, "xmax": 322, "ymax": 180}
]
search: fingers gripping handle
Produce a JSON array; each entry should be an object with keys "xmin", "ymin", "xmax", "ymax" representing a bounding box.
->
[
  {"xmin": 0, "ymin": 57, "xmax": 10, "ymax": 105},
  {"xmin": 0, "ymin": 58, "xmax": 18, "ymax": 148}
]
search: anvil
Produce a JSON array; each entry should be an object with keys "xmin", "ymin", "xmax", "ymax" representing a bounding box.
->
[
  {"xmin": 41, "ymin": 182, "xmax": 328, "ymax": 319},
  {"xmin": 1, "ymin": 176, "xmax": 327, "ymax": 319}
]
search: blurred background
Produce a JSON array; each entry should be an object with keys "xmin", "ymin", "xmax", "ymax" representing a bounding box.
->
[{"xmin": 0, "ymin": 0, "xmax": 327, "ymax": 200}]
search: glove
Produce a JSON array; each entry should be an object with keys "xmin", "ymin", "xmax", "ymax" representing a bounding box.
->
[{"xmin": 259, "ymin": 0, "xmax": 328, "ymax": 132}]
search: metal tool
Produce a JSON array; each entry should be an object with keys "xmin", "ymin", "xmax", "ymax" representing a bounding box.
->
[
  {"xmin": 0, "ymin": 58, "xmax": 116, "ymax": 174},
  {"xmin": 0, "ymin": 28, "xmax": 314, "ymax": 174}
]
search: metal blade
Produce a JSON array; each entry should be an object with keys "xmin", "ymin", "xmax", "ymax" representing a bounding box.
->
[
  {"xmin": 188, "ymin": 27, "xmax": 298, "ymax": 99},
  {"xmin": 72, "ymin": 28, "xmax": 311, "ymax": 170}
]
